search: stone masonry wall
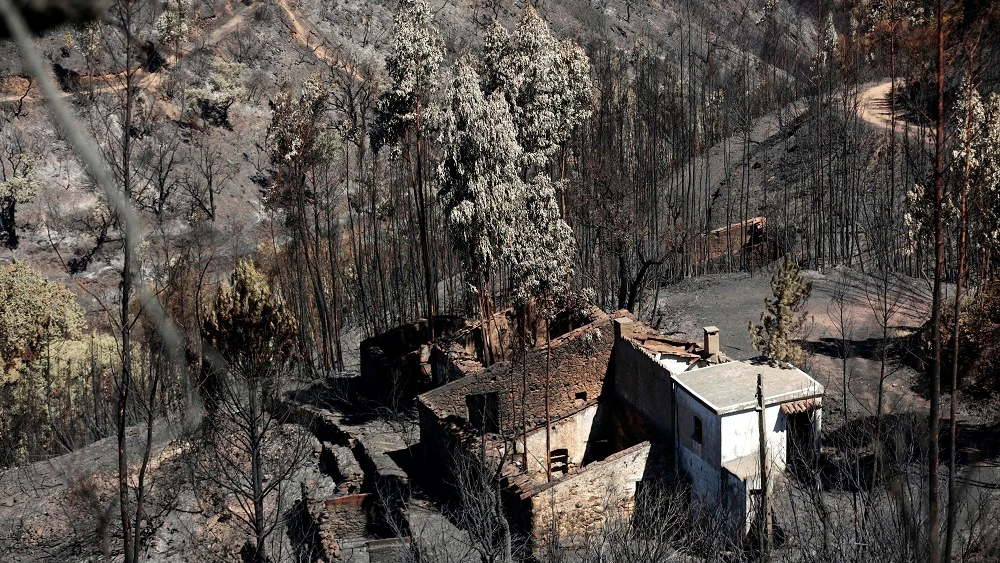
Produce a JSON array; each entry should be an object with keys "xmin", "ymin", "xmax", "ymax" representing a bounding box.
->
[
  {"xmin": 613, "ymin": 319, "xmax": 676, "ymax": 437},
  {"xmin": 526, "ymin": 441, "xmax": 653, "ymax": 555},
  {"xmin": 324, "ymin": 494, "xmax": 370, "ymax": 540}
]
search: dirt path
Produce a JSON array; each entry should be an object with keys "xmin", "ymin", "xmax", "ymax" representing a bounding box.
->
[
  {"xmin": 856, "ymin": 79, "xmax": 933, "ymax": 145},
  {"xmin": 0, "ymin": 2, "xmax": 252, "ymax": 111},
  {"xmin": 276, "ymin": 0, "xmax": 364, "ymax": 81},
  {"xmin": 0, "ymin": 0, "xmax": 361, "ymax": 106}
]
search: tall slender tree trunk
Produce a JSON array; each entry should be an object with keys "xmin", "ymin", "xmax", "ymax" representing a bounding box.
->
[
  {"xmin": 118, "ymin": 8, "xmax": 136, "ymax": 559},
  {"xmin": 249, "ymin": 381, "xmax": 267, "ymax": 562},
  {"xmin": 545, "ymin": 316, "xmax": 552, "ymax": 483},
  {"xmin": 927, "ymin": 1, "xmax": 945, "ymax": 560},
  {"xmin": 757, "ymin": 373, "xmax": 770, "ymax": 561},
  {"xmin": 946, "ymin": 63, "xmax": 974, "ymax": 563},
  {"xmin": 411, "ymin": 100, "xmax": 435, "ymax": 342}
]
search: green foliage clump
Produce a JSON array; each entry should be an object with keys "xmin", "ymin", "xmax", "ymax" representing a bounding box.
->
[
  {"xmin": 188, "ymin": 59, "xmax": 246, "ymax": 127},
  {"xmin": 749, "ymin": 255, "xmax": 813, "ymax": 367},
  {"xmin": 202, "ymin": 261, "xmax": 297, "ymax": 379},
  {"xmin": 0, "ymin": 261, "xmax": 88, "ymax": 466},
  {"xmin": 0, "ymin": 261, "xmax": 83, "ymax": 372},
  {"xmin": 938, "ymin": 282, "xmax": 1000, "ymax": 395},
  {"xmin": 155, "ymin": 0, "xmax": 192, "ymax": 48}
]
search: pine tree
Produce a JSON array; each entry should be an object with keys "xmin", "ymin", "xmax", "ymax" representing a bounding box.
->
[
  {"xmin": 200, "ymin": 261, "xmax": 298, "ymax": 563},
  {"xmin": 749, "ymin": 255, "xmax": 813, "ymax": 366},
  {"xmin": 202, "ymin": 261, "xmax": 297, "ymax": 379}
]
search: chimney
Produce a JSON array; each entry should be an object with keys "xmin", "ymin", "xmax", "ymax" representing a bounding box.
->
[
  {"xmin": 613, "ymin": 317, "xmax": 633, "ymax": 341},
  {"xmin": 703, "ymin": 326, "xmax": 720, "ymax": 360}
]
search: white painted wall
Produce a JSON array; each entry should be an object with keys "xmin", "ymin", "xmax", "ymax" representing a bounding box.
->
[
  {"xmin": 674, "ymin": 388, "xmax": 722, "ymax": 503},
  {"xmin": 720, "ymin": 406, "xmax": 787, "ymax": 472},
  {"xmin": 519, "ymin": 403, "xmax": 598, "ymax": 482}
]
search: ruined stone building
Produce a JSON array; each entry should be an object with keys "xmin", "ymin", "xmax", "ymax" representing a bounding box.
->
[{"xmin": 380, "ymin": 309, "xmax": 824, "ymax": 555}]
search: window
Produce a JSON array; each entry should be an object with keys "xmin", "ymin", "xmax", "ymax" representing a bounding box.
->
[
  {"xmin": 575, "ymin": 391, "xmax": 587, "ymax": 401},
  {"xmin": 550, "ymin": 448, "xmax": 570, "ymax": 474},
  {"xmin": 466, "ymin": 392, "xmax": 500, "ymax": 434},
  {"xmin": 692, "ymin": 415, "xmax": 703, "ymax": 444}
]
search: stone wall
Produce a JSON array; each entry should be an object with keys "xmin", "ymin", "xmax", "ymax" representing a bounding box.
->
[
  {"xmin": 324, "ymin": 494, "xmax": 371, "ymax": 539},
  {"xmin": 519, "ymin": 402, "xmax": 599, "ymax": 482},
  {"xmin": 416, "ymin": 400, "xmax": 461, "ymax": 478},
  {"xmin": 360, "ymin": 315, "xmax": 471, "ymax": 404},
  {"xmin": 613, "ymin": 319, "xmax": 676, "ymax": 437},
  {"xmin": 525, "ymin": 441, "xmax": 655, "ymax": 555},
  {"xmin": 693, "ymin": 216, "xmax": 773, "ymax": 272}
]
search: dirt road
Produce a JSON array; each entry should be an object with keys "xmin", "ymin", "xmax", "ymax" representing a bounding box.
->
[
  {"xmin": 276, "ymin": 0, "xmax": 363, "ymax": 81},
  {"xmin": 857, "ymin": 79, "xmax": 933, "ymax": 145},
  {"xmin": 0, "ymin": 2, "xmax": 252, "ymax": 110}
]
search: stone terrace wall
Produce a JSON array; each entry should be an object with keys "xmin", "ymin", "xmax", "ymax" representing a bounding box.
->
[
  {"xmin": 324, "ymin": 494, "xmax": 371, "ymax": 540},
  {"xmin": 525, "ymin": 441, "xmax": 654, "ymax": 555}
]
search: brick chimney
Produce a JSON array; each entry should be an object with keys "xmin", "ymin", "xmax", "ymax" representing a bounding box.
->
[{"xmin": 703, "ymin": 326, "xmax": 720, "ymax": 360}]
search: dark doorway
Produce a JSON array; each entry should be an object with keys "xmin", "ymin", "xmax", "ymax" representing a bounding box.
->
[{"xmin": 786, "ymin": 410, "xmax": 814, "ymax": 468}]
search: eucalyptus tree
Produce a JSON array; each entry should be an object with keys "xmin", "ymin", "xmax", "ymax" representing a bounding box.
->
[
  {"xmin": 506, "ymin": 173, "xmax": 576, "ymax": 481},
  {"xmin": 437, "ymin": 55, "xmax": 523, "ymax": 362},
  {"xmin": 267, "ymin": 77, "xmax": 339, "ymax": 373},
  {"xmin": 374, "ymin": 0, "xmax": 444, "ymax": 339},
  {"xmin": 480, "ymin": 5, "xmax": 593, "ymax": 215}
]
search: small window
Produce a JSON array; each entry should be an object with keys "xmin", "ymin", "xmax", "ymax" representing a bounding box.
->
[
  {"xmin": 550, "ymin": 448, "xmax": 570, "ymax": 474},
  {"xmin": 466, "ymin": 392, "xmax": 500, "ymax": 434},
  {"xmin": 575, "ymin": 391, "xmax": 587, "ymax": 401},
  {"xmin": 692, "ymin": 415, "xmax": 703, "ymax": 444}
]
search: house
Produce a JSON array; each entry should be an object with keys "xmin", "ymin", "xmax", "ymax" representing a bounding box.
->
[
  {"xmin": 671, "ymin": 359, "xmax": 823, "ymax": 534},
  {"xmin": 612, "ymin": 316, "xmax": 823, "ymax": 531},
  {"xmin": 413, "ymin": 308, "xmax": 824, "ymax": 555},
  {"xmin": 360, "ymin": 307, "xmax": 602, "ymax": 407}
]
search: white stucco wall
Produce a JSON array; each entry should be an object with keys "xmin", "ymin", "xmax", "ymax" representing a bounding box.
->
[
  {"xmin": 519, "ymin": 403, "xmax": 598, "ymax": 482},
  {"xmin": 674, "ymin": 387, "xmax": 722, "ymax": 503},
  {"xmin": 720, "ymin": 406, "xmax": 787, "ymax": 472}
]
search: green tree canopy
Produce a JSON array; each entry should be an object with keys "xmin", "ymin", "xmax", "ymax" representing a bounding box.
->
[
  {"xmin": 749, "ymin": 255, "xmax": 813, "ymax": 366},
  {"xmin": 0, "ymin": 261, "xmax": 83, "ymax": 373},
  {"xmin": 202, "ymin": 261, "xmax": 297, "ymax": 379}
]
